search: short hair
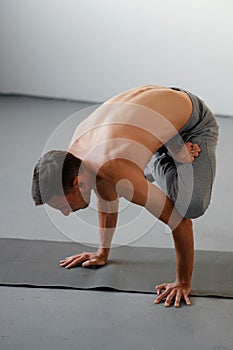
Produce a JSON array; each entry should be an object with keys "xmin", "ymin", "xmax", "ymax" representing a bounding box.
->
[{"xmin": 31, "ymin": 150, "xmax": 82, "ymax": 206}]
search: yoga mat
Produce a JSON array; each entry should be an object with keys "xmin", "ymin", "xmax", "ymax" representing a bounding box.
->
[{"xmin": 0, "ymin": 238, "xmax": 232, "ymax": 298}]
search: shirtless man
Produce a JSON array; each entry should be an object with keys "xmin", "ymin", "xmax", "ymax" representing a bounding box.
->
[{"xmin": 32, "ymin": 84, "xmax": 219, "ymax": 307}]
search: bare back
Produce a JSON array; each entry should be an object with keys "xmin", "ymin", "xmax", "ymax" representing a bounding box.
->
[{"xmin": 68, "ymin": 85, "xmax": 193, "ymax": 174}]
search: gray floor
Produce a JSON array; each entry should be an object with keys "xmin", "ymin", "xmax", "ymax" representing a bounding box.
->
[
  {"xmin": 0, "ymin": 95, "xmax": 233, "ymax": 350},
  {"xmin": 1, "ymin": 287, "xmax": 233, "ymax": 350}
]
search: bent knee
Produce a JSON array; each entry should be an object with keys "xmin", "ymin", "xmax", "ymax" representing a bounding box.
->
[{"xmin": 184, "ymin": 198, "xmax": 210, "ymax": 219}]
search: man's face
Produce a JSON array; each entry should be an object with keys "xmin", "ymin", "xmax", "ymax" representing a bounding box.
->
[{"xmin": 47, "ymin": 188, "xmax": 90, "ymax": 216}]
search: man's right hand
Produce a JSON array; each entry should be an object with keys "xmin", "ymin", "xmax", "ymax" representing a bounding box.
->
[{"xmin": 60, "ymin": 251, "xmax": 107, "ymax": 269}]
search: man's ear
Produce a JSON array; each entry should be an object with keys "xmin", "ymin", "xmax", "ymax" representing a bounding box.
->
[
  {"xmin": 72, "ymin": 176, "xmax": 79, "ymax": 188},
  {"xmin": 73, "ymin": 176, "xmax": 86, "ymax": 189}
]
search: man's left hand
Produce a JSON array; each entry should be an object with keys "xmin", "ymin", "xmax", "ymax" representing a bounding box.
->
[{"xmin": 154, "ymin": 281, "xmax": 191, "ymax": 307}]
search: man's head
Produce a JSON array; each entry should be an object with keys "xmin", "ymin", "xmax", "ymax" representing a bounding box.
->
[{"xmin": 32, "ymin": 150, "xmax": 93, "ymax": 215}]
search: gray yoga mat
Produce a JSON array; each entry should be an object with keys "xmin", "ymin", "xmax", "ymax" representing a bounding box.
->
[{"xmin": 0, "ymin": 238, "xmax": 232, "ymax": 298}]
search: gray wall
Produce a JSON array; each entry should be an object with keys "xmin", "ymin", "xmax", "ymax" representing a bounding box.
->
[{"xmin": 0, "ymin": 0, "xmax": 232, "ymax": 114}]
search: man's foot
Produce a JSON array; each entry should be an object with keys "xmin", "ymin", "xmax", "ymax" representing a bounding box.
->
[{"xmin": 173, "ymin": 142, "xmax": 201, "ymax": 163}]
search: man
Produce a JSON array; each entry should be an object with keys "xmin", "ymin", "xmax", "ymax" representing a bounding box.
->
[{"xmin": 32, "ymin": 84, "xmax": 219, "ymax": 307}]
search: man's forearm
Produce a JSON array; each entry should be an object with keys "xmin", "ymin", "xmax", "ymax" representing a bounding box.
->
[
  {"xmin": 97, "ymin": 204, "xmax": 118, "ymax": 260},
  {"xmin": 172, "ymin": 219, "xmax": 194, "ymax": 285},
  {"xmin": 98, "ymin": 219, "xmax": 117, "ymax": 260}
]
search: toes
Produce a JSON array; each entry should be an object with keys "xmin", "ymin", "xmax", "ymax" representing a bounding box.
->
[
  {"xmin": 192, "ymin": 151, "xmax": 199, "ymax": 157},
  {"xmin": 192, "ymin": 143, "xmax": 201, "ymax": 152},
  {"xmin": 190, "ymin": 143, "xmax": 201, "ymax": 158}
]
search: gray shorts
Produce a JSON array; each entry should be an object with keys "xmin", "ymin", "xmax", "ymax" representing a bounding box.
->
[{"xmin": 144, "ymin": 87, "xmax": 219, "ymax": 219}]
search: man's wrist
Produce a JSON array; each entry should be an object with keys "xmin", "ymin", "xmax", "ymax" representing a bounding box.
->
[
  {"xmin": 175, "ymin": 278, "xmax": 191, "ymax": 287},
  {"xmin": 176, "ymin": 269, "xmax": 192, "ymax": 287},
  {"xmin": 98, "ymin": 247, "xmax": 110, "ymax": 260}
]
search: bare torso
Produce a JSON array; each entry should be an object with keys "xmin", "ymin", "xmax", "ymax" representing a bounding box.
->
[{"xmin": 68, "ymin": 84, "xmax": 193, "ymax": 175}]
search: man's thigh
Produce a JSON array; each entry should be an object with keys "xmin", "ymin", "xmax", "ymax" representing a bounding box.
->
[
  {"xmin": 176, "ymin": 138, "xmax": 217, "ymax": 218},
  {"xmin": 144, "ymin": 137, "xmax": 217, "ymax": 219}
]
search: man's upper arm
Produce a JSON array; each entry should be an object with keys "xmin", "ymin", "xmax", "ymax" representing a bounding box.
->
[
  {"xmin": 102, "ymin": 159, "xmax": 149, "ymax": 205},
  {"xmin": 105, "ymin": 159, "xmax": 168, "ymax": 217},
  {"xmin": 94, "ymin": 179, "xmax": 119, "ymax": 214}
]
